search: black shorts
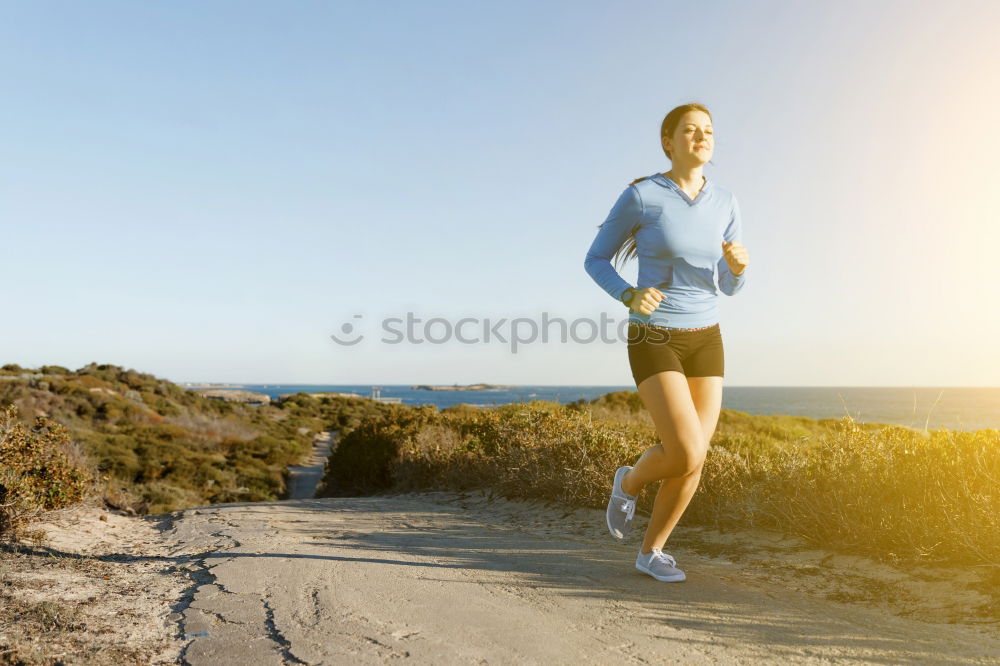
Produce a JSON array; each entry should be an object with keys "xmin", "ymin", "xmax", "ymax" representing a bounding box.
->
[{"xmin": 627, "ymin": 321, "xmax": 724, "ymax": 387}]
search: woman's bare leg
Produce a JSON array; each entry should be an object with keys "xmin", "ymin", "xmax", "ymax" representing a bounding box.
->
[
  {"xmin": 685, "ymin": 375, "xmax": 723, "ymax": 450},
  {"xmin": 620, "ymin": 373, "xmax": 723, "ymax": 553}
]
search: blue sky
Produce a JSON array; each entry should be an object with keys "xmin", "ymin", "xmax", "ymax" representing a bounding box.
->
[{"xmin": 2, "ymin": 1, "xmax": 998, "ymax": 386}]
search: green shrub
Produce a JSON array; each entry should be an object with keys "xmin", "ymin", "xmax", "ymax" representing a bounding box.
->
[
  {"xmin": 317, "ymin": 404, "xmax": 440, "ymax": 495},
  {"xmin": 0, "ymin": 405, "xmax": 92, "ymax": 540}
]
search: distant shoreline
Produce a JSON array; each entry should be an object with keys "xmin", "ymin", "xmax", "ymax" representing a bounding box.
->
[{"xmin": 411, "ymin": 383, "xmax": 517, "ymax": 391}]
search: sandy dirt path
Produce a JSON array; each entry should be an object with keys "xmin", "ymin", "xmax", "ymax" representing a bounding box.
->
[
  {"xmin": 285, "ymin": 430, "xmax": 338, "ymax": 500},
  {"xmin": 160, "ymin": 490, "xmax": 1000, "ymax": 665}
]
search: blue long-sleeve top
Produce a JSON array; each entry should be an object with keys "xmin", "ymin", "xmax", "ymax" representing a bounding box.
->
[{"xmin": 584, "ymin": 172, "xmax": 747, "ymax": 328}]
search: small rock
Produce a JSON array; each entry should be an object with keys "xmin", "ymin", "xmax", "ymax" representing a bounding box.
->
[{"xmin": 99, "ymin": 515, "xmax": 108, "ymax": 522}]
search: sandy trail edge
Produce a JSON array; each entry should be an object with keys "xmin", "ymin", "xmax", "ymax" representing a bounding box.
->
[
  {"xmin": 2, "ymin": 498, "xmax": 190, "ymax": 664},
  {"xmin": 0, "ymin": 429, "xmax": 344, "ymax": 664},
  {"xmin": 155, "ymin": 489, "xmax": 1000, "ymax": 665}
]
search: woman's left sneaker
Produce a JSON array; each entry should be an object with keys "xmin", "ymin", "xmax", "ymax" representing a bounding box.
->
[
  {"xmin": 606, "ymin": 465, "xmax": 637, "ymax": 539},
  {"xmin": 635, "ymin": 547, "xmax": 686, "ymax": 582}
]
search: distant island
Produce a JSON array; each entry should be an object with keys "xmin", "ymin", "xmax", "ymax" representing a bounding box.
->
[
  {"xmin": 189, "ymin": 388, "xmax": 270, "ymax": 404},
  {"xmin": 277, "ymin": 392, "xmax": 363, "ymax": 399},
  {"xmin": 411, "ymin": 383, "xmax": 516, "ymax": 391}
]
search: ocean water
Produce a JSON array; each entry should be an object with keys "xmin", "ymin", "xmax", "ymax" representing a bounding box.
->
[{"xmin": 211, "ymin": 384, "xmax": 1000, "ymax": 432}]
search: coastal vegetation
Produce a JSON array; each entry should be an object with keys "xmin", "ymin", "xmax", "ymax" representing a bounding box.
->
[
  {"xmin": 3, "ymin": 363, "xmax": 997, "ymax": 581},
  {"xmin": 0, "ymin": 363, "xmax": 348, "ymax": 529},
  {"xmin": 317, "ymin": 392, "xmax": 1000, "ymax": 574}
]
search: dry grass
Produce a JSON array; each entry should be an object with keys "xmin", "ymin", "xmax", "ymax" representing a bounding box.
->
[
  {"xmin": 162, "ymin": 409, "xmax": 260, "ymax": 443},
  {"xmin": 321, "ymin": 400, "xmax": 1000, "ymax": 571},
  {"xmin": 0, "ymin": 512, "xmax": 182, "ymax": 666}
]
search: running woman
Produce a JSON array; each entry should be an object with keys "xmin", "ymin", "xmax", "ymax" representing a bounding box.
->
[{"xmin": 583, "ymin": 102, "xmax": 750, "ymax": 582}]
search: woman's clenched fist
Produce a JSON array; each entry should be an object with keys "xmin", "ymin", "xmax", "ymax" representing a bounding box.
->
[
  {"xmin": 627, "ymin": 287, "xmax": 666, "ymax": 315},
  {"xmin": 722, "ymin": 240, "xmax": 749, "ymax": 276}
]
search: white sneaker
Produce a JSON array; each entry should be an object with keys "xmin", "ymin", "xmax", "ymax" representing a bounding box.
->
[
  {"xmin": 606, "ymin": 466, "xmax": 637, "ymax": 539},
  {"xmin": 636, "ymin": 547, "xmax": 686, "ymax": 582}
]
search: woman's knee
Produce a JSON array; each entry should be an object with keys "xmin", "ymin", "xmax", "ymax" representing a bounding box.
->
[
  {"xmin": 655, "ymin": 438, "xmax": 707, "ymax": 478},
  {"xmin": 679, "ymin": 451, "xmax": 707, "ymax": 477},
  {"xmin": 677, "ymin": 447, "xmax": 707, "ymax": 477}
]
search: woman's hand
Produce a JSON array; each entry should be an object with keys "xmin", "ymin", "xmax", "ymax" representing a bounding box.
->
[
  {"xmin": 722, "ymin": 241, "xmax": 749, "ymax": 276},
  {"xmin": 627, "ymin": 287, "xmax": 666, "ymax": 315}
]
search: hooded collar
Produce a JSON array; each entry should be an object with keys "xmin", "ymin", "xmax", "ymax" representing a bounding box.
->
[{"xmin": 649, "ymin": 172, "xmax": 713, "ymax": 205}]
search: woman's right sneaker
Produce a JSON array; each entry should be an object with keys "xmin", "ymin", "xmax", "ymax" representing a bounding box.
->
[
  {"xmin": 636, "ymin": 547, "xmax": 686, "ymax": 582},
  {"xmin": 606, "ymin": 465, "xmax": 637, "ymax": 539}
]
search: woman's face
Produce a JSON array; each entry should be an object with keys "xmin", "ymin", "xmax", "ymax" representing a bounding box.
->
[{"xmin": 662, "ymin": 110, "xmax": 713, "ymax": 166}]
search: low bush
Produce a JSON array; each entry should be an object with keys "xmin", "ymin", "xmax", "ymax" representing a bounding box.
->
[{"xmin": 0, "ymin": 405, "xmax": 93, "ymax": 540}]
